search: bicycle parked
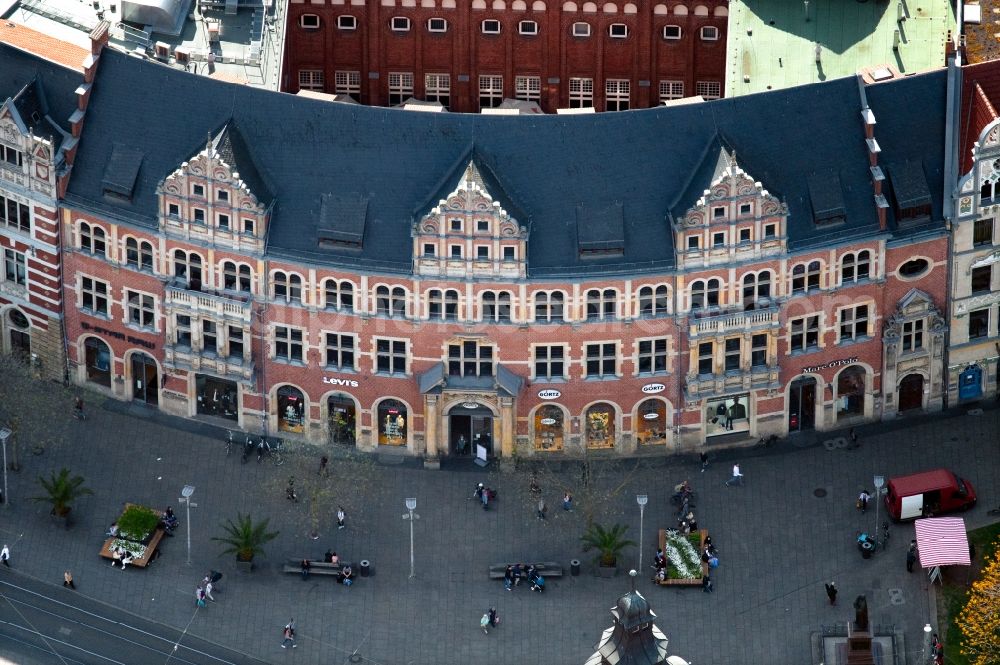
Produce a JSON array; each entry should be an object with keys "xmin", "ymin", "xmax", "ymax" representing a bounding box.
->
[
  {"xmin": 256, "ymin": 437, "xmax": 285, "ymax": 466},
  {"xmin": 224, "ymin": 431, "xmax": 236, "ymax": 456}
]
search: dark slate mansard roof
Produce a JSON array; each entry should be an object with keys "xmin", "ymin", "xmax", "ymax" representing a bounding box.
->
[
  {"xmin": 0, "ymin": 44, "xmax": 84, "ymax": 166},
  {"xmin": 59, "ymin": 48, "xmax": 947, "ymax": 277}
]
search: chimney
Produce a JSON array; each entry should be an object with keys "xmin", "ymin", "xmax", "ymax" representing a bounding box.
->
[
  {"xmin": 860, "ymin": 101, "xmax": 887, "ymax": 230},
  {"xmin": 83, "ymin": 20, "xmax": 110, "ymax": 84}
]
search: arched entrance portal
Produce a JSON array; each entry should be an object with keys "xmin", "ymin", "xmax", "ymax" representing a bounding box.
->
[
  {"xmin": 789, "ymin": 377, "xmax": 817, "ymax": 432},
  {"xmin": 327, "ymin": 394, "xmax": 356, "ymax": 445},
  {"xmin": 449, "ymin": 402, "xmax": 494, "ymax": 457},
  {"xmin": 7, "ymin": 309, "xmax": 30, "ymax": 359},
  {"xmin": 899, "ymin": 374, "xmax": 924, "ymax": 412},
  {"xmin": 130, "ymin": 352, "xmax": 158, "ymax": 405}
]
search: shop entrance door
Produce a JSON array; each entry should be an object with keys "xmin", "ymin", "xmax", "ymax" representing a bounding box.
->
[
  {"xmin": 131, "ymin": 353, "xmax": 159, "ymax": 406},
  {"xmin": 9, "ymin": 329, "xmax": 30, "ymax": 360},
  {"xmin": 788, "ymin": 377, "xmax": 816, "ymax": 432},
  {"xmin": 450, "ymin": 411, "xmax": 493, "ymax": 457},
  {"xmin": 898, "ymin": 374, "xmax": 924, "ymax": 412}
]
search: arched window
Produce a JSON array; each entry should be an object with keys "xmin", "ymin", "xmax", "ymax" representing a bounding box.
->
[
  {"xmin": 273, "ymin": 272, "xmax": 303, "ymax": 303},
  {"xmin": 690, "ymin": 278, "xmax": 720, "ymax": 310},
  {"xmin": 428, "ymin": 288, "xmax": 460, "ymax": 320},
  {"xmin": 84, "ymin": 337, "xmax": 112, "ymax": 387},
  {"xmin": 482, "ymin": 291, "xmax": 513, "ymax": 322},
  {"xmin": 534, "ymin": 291, "xmax": 565, "ymax": 323},
  {"xmin": 586, "ymin": 288, "xmax": 617, "ymax": 320},
  {"xmin": 80, "ymin": 223, "xmax": 107, "ymax": 255},
  {"xmin": 277, "ymin": 385, "xmax": 306, "ymax": 433},
  {"xmin": 836, "ymin": 365, "xmax": 866, "ymax": 419},
  {"xmin": 585, "ymin": 402, "xmax": 616, "ymax": 448},
  {"xmin": 841, "ymin": 251, "xmax": 871, "ymax": 283},
  {"xmin": 742, "ymin": 271, "xmax": 771, "ymax": 309},
  {"xmin": 324, "ymin": 279, "xmax": 354, "ymax": 311},
  {"xmin": 638, "ymin": 285, "xmax": 670, "ymax": 317},
  {"xmin": 534, "ymin": 404, "xmax": 565, "ymax": 451},
  {"xmin": 375, "ymin": 286, "xmax": 407, "ymax": 318},
  {"xmin": 125, "ymin": 238, "xmax": 154, "ymax": 271},
  {"xmin": 173, "ymin": 249, "xmax": 203, "ymax": 290},
  {"xmin": 791, "ymin": 261, "xmax": 821, "ymax": 294},
  {"xmin": 636, "ymin": 398, "xmax": 667, "ymax": 445},
  {"xmin": 222, "ymin": 261, "xmax": 252, "ymax": 293},
  {"xmin": 377, "ymin": 399, "xmax": 408, "ymax": 446}
]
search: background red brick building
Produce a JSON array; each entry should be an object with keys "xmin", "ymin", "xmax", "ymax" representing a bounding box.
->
[{"xmin": 281, "ymin": 0, "xmax": 729, "ymax": 112}]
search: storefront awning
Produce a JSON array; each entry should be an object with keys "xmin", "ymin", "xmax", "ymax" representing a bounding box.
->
[
  {"xmin": 915, "ymin": 517, "xmax": 970, "ymax": 568},
  {"xmin": 418, "ymin": 362, "xmax": 523, "ymax": 397}
]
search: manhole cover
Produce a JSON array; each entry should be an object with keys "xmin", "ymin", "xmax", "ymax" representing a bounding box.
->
[
  {"xmin": 814, "ymin": 488, "xmax": 827, "ymax": 498},
  {"xmin": 888, "ymin": 588, "xmax": 905, "ymax": 605}
]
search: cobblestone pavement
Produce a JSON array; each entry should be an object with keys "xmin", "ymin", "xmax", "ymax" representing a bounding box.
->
[{"xmin": 0, "ymin": 394, "xmax": 997, "ymax": 665}]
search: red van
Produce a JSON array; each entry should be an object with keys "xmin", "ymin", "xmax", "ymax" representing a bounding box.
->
[{"xmin": 883, "ymin": 469, "xmax": 977, "ymax": 520}]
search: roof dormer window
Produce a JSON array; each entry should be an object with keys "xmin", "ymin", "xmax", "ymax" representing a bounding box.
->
[
  {"xmin": 391, "ymin": 16, "xmax": 411, "ymax": 31},
  {"xmin": 338, "ymin": 15, "xmax": 357, "ymax": 30},
  {"xmin": 609, "ymin": 23, "xmax": 628, "ymax": 38},
  {"xmin": 700, "ymin": 25, "xmax": 719, "ymax": 41},
  {"xmin": 663, "ymin": 25, "xmax": 681, "ymax": 40},
  {"xmin": 482, "ymin": 19, "xmax": 501, "ymax": 34},
  {"xmin": 572, "ymin": 22, "xmax": 591, "ymax": 37},
  {"xmin": 428, "ymin": 17, "xmax": 448, "ymax": 32},
  {"xmin": 300, "ymin": 13, "xmax": 320, "ymax": 29},
  {"xmin": 519, "ymin": 20, "xmax": 538, "ymax": 35}
]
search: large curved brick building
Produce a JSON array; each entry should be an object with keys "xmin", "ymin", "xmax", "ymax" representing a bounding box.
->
[{"xmin": 1, "ymin": 35, "xmax": 955, "ymax": 461}]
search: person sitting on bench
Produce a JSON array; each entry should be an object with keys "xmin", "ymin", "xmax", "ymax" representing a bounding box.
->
[{"xmin": 340, "ymin": 565, "xmax": 354, "ymax": 586}]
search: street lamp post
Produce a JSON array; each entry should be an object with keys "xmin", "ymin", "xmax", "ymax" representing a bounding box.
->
[
  {"xmin": 403, "ymin": 498, "xmax": 419, "ymax": 579},
  {"xmin": 636, "ymin": 495, "xmax": 648, "ymax": 571},
  {"xmin": 178, "ymin": 485, "xmax": 197, "ymax": 566},
  {"xmin": 873, "ymin": 475, "xmax": 884, "ymax": 551},
  {"xmin": 0, "ymin": 428, "xmax": 10, "ymax": 507}
]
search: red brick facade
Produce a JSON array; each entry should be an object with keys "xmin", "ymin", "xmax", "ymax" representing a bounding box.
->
[{"xmin": 281, "ymin": 0, "xmax": 729, "ymax": 112}]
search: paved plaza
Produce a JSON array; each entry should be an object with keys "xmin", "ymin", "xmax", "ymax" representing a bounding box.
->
[{"xmin": 0, "ymin": 393, "xmax": 997, "ymax": 665}]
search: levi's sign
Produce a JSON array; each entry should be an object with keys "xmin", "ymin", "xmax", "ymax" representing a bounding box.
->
[
  {"xmin": 537, "ymin": 389, "xmax": 562, "ymax": 399},
  {"xmin": 322, "ymin": 376, "xmax": 359, "ymax": 388},
  {"xmin": 641, "ymin": 383, "xmax": 666, "ymax": 394}
]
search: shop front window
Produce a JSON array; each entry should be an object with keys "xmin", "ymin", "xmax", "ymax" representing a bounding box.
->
[
  {"xmin": 84, "ymin": 337, "xmax": 112, "ymax": 387},
  {"xmin": 328, "ymin": 394, "xmax": 357, "ymax": 445},
  {"xmin": 195, "ymin": 374, "xmax": 238, "ymax": 420},
  {"xmin": 585, "ymin": 403, "xmax": 616, "ymax": 449},
  {"xmin": 705, "ymin": 395, "xmax": 749, "ymax": 438},
  {"xmin": 378, "ymin": 399, "xmax": 407, "ymax": 446},
  {"xmin": 636, "ymin": 399, "xmax": 667, "ymax": 445},
  {"xmin": 534, "ymin": 405, "xmax": 565, "ymax": 451},
  {"xmin": 278, "ymin": 385, "xmax": 306, "ymax": 433},
  {"xmin": 836, "ymin": 365, "xmax": 866, "ymax": 419}
]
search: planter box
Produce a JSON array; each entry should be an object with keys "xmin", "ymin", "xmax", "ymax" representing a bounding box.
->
[
  {"xmin": 655, "ymin": 528, "xmax": 709, "ymax": 586},
  {"xmin": 595, "ymin": 564, "xmax": 618, "ymax": 578},
  {"xmin": 236, "ymin": 559, "xmax": 254, "ymax": 572}
]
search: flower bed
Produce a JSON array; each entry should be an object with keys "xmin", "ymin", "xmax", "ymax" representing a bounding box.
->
[
  {"xmin": 99, "ymin": 503, "xmax": 165, "ymax": 568},
  {"xmin": 656, "ymin": 528, "xmax": 709, "ymax": 586}
]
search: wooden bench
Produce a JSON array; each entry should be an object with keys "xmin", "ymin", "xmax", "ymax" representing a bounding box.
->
[
  {"xmin": 489, "ymin": 562, "xmax": 564, "ymax": 579},
  {"xmin": 282, "ymin": 559, "xmax": 354, "ymax": 577},
  {"xmin": 654, "ymin": 528, "xmax": 709, "ymax": 586}
]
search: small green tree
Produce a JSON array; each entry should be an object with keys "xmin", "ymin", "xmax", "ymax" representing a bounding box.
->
[
  {"xmin": 212, "ymin": 513, "xmax": 279, "ymax": 562},
  {"xmin": 581, "ymin": 522, "xmax": 636, "ymax": 567},
  {"xmin": 30, "ymin": 468, "xmax": 93, "ymax": 517},
  {"xmin": 959, "ymin": 546, "xmax": 1000, "ymax": 665}
]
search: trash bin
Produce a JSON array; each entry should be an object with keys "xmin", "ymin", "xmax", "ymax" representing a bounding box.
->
[
  {"xmin": 360, "ymin": 560, "xmax": 371, "ymax": 577},
  {"xmin": 860, "ymin": 542, "xmax": 874, "ymax": 559},
  {"xmin": 570, "ymin": 559, "xmax": 581, "ymax": 576}
]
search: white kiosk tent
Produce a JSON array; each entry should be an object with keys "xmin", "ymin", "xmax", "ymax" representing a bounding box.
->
[{"xmin": 915, "ymin": 517, "xmax": 970, "ymax": 582}]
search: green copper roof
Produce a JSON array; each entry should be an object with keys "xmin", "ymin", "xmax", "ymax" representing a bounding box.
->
[{"xmin": 725, "ymin": 0, "xmax": 954, "ymax": 96}]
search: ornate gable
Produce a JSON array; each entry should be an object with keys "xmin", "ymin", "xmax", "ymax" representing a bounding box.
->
[
  {"xmin": 674, "ymin": 148, "xmax": 787, "ymax": 270},
  {"xmin": 413, "ymin": 158, "xmax": 528, "ymax": 280},
  {"xmin": 158, "ymin": 122, "xmax": 272, "ymax": 253}
]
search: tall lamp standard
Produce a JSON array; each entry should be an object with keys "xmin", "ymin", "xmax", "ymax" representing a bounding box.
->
[
  {"xmin": 873, "ymin": 475, "xmax": 884, "ymax": 550},
  {"xmin": 178, "ymin": 485, "xmax": 197, "ymax": 566},
  {"xmin": 402, "ymin": 498, "xmax": 419, "ymax": 579},
  {"xmin": 636, "ymin": 495, "xmax": 648, "ymax": 571},
  {"xmin": 0, "ymin": 427, "xmax": 10, "ymax": 507}
]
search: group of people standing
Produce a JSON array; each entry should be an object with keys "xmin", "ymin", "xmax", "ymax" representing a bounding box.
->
[{"xmin": 195, "ymin": 571, "xmax": 222, "ymax": 608}]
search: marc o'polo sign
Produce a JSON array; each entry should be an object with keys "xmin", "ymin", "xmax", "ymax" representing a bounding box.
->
[
  {"xmin": 641, "ymin": 383, "xmax": 665, "ymax": 394},
  {"xmin": 537, "ymin": 389, "xmax": 562, "ymax": 400}
]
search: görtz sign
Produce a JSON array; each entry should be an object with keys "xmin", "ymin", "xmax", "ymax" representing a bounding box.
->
[
  {"xmin": 537, "ymin": 389, "xmax": 561, "ymax": 399},
  {"xmin": 641, "ymin": 383, "xmax": 666, "ymax": 394}
]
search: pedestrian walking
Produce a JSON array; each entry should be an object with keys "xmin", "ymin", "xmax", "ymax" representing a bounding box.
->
[
  {"xmin": 319, "ymin": 455, "xmax": 329, "ymax": 477},
  {"xmin": 848, "ymin": 427, "xmax": 859, "ymax": 449},
  {"xmin": 700, "ymin": 451, "xmax": 709, "ymax": 472},
  {"xmin": 63, "ymin": 571, "xmax": 75, "ymax": 589},
  {"xmin": 281, "ymin": 622, "xmax": 297, "ymax": 648},
  {"xmin": 0, "ymin": 544, "xmax": 9, "ymax": 567},
  {"xmin": 857, "ymin": 489, "xmax": 870, "ymax": 513},
  {"xmin": 204, "ymin": 580, "xmax": 215, "ymax": 601},
  {"xmin": 196, "ymin": 585, "xmax": 207, "ymax": 608},
  {"xmin": 480, "ymin": 613, "xmax": 490, "ymax": 635},
  {"xmin": 907, "ymin": 540, "xmax": 918, "ymax": 573},
  {"xmin": 503, "ymin": 565, "xmax": 515, "ymax": 591},
  {"xmin": 488, "ymin": 607, "xmax": 499, "ymax": 627},
  {"xmin": 537, "ymin": 497, "xmax": 547, "ymax": 520},
  {"xmin": 563, "ymin": 492, "xmax": 573, "ymax": 511},
  {"xmin": 725, "ymin": 464, "xmax": 743, "ymax": 487},
  {"xmin": 702, "ymin": 574, "xmax": 713, "ymax": 593},
  {"xmin": 337, "ymin": 506, "xmax": 346, "ymax": 530},
  {"xmin": 825, "ymin": 581, "xmax": 837, "ymax": 605}
]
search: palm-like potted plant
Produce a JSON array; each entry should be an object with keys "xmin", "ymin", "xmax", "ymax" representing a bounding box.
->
[
  {"xmin": 212, "ymin": 513, "xmax": 279, "ymax": 571},
  {"xmin": 581, "ymin": 522, "xmax": 636, "ymax": 578},
  {"xmin": 30, "ymin": 468, "xmax": 93, "ymax": 528}
]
